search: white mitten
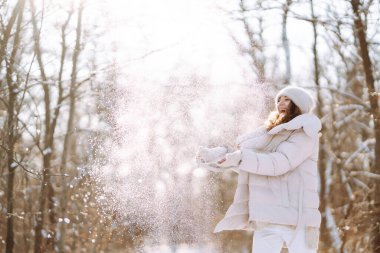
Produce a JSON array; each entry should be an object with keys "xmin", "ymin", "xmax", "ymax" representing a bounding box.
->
[
  {"xmin": 196, "ymin": 146, "xmax": 228, "ymax": 163},
  {"xmin": 196, "ymin": 146, "xmax": 229, "ymax": 172},
  {"xmin": 217, "ymin": 150, "xmax": 242, "ymax": 168}
]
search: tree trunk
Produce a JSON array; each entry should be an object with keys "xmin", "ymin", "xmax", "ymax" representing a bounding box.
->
[
  {"xmin": 309, "ymin": 0, "xmax": 334, "ymax": 249},
  {"xmin": 58, "ymin": 5, "xmax": 83, "ymax": 253},
  {"xmin": 350, "ymin": 1, "xmax": 380, "ymax": 252},
  {"xmin": 5, "ymin": 88, "xmax": 17, "ymax": 253},
  {"xmin": 30, "ymin": 1, "xmax": 51, "ymax": 252},
  {"xmin": 282, "ymin": 0, "xmax": 292, "ymax": 85},
  {"xmin": 5, "ymin": 1, "xmax": 25, "ymax": 252},
  {"xmin": 54, "ymin": 10, "xmax": 72, "ymax": 253}
]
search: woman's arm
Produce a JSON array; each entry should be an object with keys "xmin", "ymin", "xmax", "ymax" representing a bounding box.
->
[
  {"xmin": 235, "ymin": 126, "xmax": 267, "ymax": 144},
  {"xmin": 238, "ymin": 130, "xmax": 317, "ymax": 176},
  {"xmin": 237, "ymin": 126, "xmax": 274, "ymax": 151}
]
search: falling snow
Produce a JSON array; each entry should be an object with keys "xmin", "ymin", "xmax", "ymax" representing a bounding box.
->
[{"xmin": 89, "ymin": 83, "xmax": 271, "ymax": 248}]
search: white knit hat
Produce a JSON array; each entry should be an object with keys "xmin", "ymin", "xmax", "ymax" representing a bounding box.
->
[{"xmin": 275, "ymin": 86, "xmax": 315, "ymax": 114}]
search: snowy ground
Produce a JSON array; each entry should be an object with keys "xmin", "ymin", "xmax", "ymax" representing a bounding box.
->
[{"xmin": 143, "ymin": 243, "xmax": 218, "ymax": 253}]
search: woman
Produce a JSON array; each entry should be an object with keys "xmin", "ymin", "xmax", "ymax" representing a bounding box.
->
[{"xmin": 197, "ymin": 86, "xmax": 321, "ymax": 253}]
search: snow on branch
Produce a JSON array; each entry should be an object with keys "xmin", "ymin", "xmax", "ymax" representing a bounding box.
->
[
  {"xmin": 350, "ymin": 177, "xmax": 370, "ymax": 191},
  {"xmin": 350, "ymin": 171, "xmax": 380, "ymax": 180},
  {"xmin": 334, "ymin": 110, "xmax": 360, "ymax": 129},
  {"xmin": 344, "ymin": 138, "xmax": 375, "ymax": 167},
  {"xmin": 304, "ymin": 86, "xmax": 371, "ymax": 110},
  {"xmin": 325, "ymin": 156, "xmax": 333, "ymax": 196},
  {"xmin": 340, "ymin": 169, "xmax": 354, "ymax": 200},
  {"xmin": 335, "ymin": 104, "xmax": 365, "ymax": 112},
  {"xmin": 325, "ymin": 206, "xmax": 343, "ymax": 252},
  {"xmin": 354, "ymin": 120, "xmax": 374, "ymax": 135}
]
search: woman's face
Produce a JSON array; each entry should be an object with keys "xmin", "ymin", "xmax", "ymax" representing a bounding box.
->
[{"xmin": 277, "ymin": 96, "xmax": 292, "ymax": 116}]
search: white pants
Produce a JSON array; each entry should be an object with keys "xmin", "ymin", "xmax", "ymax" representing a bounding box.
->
[{"xmin": 252, "ymin": 225, "xmax": 316, "ymax": 253}]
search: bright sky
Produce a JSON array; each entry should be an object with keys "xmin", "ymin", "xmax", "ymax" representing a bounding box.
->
[
  {"xmin": 97, "ymin": 0, "xmax": 326, "ymax": 88},
  {"xmin": 39, "ymin": 0, "xmax": 348, "ymax": 88},
  {"xmin": 99, "ymin": 0, "xmax": 250, "ymax": 86}
]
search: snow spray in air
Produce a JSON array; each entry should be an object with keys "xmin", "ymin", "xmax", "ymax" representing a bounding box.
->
[{"xmin": 89, "ymin": 79, "xmax": 272, "ymax": 249}]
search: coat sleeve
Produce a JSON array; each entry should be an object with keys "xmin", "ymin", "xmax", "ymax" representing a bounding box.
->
[
  {"xmin": 238, "ymin": 130, "xmax": 316, "ymax": 176},
  {"xmin": 235, "ymin": 126, "xmax": 267, "ymax": 145},
  {"xmin": 237, "ymin": 127, "xmax": 271, "ymax": 150}
]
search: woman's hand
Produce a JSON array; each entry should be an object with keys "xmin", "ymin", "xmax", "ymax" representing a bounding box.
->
[
  {"xmin": 217, "ymin": 157, "xmax": 226, "ymax": 164},
  {"xmin": 217, "ymin": 150, "xmax": 242, "ymax": 167},
  {"xmin": 196, "ymin": 146, "xmax": 228, "ymax": 164},
  {"xmin": 195, "ymin": 152, "xmax": 205, "ymax": 163}
]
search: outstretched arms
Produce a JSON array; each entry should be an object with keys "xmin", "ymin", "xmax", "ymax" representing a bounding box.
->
[{"xmin": 239, "ymin": 130, "xmax": 316, "ymax": 176}]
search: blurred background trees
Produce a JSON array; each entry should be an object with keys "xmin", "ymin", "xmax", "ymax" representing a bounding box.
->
[
  {"xmin": 0, "ymin": 0, "xmax": 112, "ymax": 252},
  {"xmin": 0, "ymin": 0, "xmax": 379, "ymax": 252}
]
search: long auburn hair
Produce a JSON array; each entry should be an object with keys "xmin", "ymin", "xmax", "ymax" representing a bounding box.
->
[{"xmin": 265, "ymin": 100, "xmax": 302, "ymax": 131}]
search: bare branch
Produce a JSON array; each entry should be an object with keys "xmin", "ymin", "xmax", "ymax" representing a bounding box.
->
[
  {"xmin": 304, "ymin": 85, "xmax": 371, "ymax": 110},
  {"xmin": 0, "ymin": 0, "xmax": 24, "ymax": 67},
  {"xmin": 350, "ymin": 171, "xmax": 380, "ymax": 180}
]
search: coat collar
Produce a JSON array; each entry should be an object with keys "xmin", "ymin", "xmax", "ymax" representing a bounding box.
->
[{"xmin": 267, "ymin": 113, "xmax": 321, "ymax": 138}]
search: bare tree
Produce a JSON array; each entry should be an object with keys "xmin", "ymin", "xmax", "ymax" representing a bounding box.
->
[
  {"xmin": 0, "ymin": 0, "xmax": 110, "ymax": 252},
  {"xmin": 230, "ymin": 0, "xmax": 267, "ymax": 83},
  {"xmin": 4, "ymin": 1, "xmax": 26, "ymax": 252},
  {"xmin": 0, "ymin": 0, "xmax": 24, "ymax": 68},
  {"xmin": 29, "ymin": 0, "xmax": 56, "ymax": 251},
  {"xmin": 350, "ymin": 1, "xmax": 380, "ymax": 252},
  {"xmin": 307, "ymin": 0, "xmax": 336, "ymax": 249},
  {"xmin": 58, "ymin": 3, "xmax": 83, "ymax": 252}
]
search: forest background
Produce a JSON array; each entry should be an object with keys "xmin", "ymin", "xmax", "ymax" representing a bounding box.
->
[{"xmin": 0, "ymin": 0, "xmax": 379, "ymax": 252}]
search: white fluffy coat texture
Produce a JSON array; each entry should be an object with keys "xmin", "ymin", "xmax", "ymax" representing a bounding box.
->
[{"xmin": 198, "ymin": 113, "xmax": 322, "ymax": 250}]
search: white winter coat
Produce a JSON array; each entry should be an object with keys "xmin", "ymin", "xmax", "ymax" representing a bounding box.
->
[{"xmin": 214, "ymin": 113, "xmax": 322, "ymax": 249}]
